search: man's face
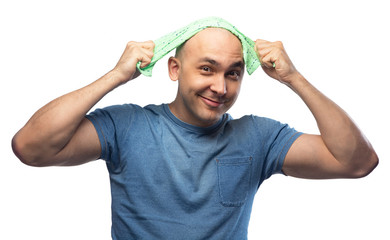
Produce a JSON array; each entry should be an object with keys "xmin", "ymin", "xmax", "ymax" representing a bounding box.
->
[{"xmin": 169, "ymin": 28, "xmax": 244, "ymax": 127}]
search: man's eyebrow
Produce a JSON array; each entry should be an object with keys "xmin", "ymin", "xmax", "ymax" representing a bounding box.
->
[
  {"xmin": 199, "ymin": 57, "xmax": 244, "ymax": 69},
  {"xmin": 230, "ymin": 60, "xmax": 244, "ymax": 69},
  {"xmin": 199, "ymin": 57, "xmax": 220, "ymax": 66}
]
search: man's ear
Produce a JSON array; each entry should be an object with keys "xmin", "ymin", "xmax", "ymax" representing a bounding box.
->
[{"xmin": 168, "ymin": 57, "xmax": 181, "ymax": 81}]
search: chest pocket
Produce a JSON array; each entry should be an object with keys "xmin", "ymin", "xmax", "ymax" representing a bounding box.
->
[{"xmin": 216, "ymin": 156, "xmax": 252, "ymax": 207}]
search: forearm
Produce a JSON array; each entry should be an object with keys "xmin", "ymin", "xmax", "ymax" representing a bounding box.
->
[
  {"xmin": 255, "ymin": 39, "xmax": 378, "ymax": 178},
  {"xmin": 290, "ymin": 74, "xmax": 378, "ymax": 174},
  {"xmin": 12, "ymin": 70, "xmax": 121, "ymax": 163},
  {"xmin": 12, "ymin": 40, "xmax": 155, "ymax": 166}
]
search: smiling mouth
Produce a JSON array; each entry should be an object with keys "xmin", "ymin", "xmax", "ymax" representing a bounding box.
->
[{"xmin": 199, "ymin": 95, "xmax": 224, "ymax": 108}]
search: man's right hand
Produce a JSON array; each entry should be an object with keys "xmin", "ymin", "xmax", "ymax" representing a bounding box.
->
[{"xmin": 111, "ymin": 40, "xmax": 155, "ymax": 85}]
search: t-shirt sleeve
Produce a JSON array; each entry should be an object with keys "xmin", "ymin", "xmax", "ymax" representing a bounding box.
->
[
  {"xmin": 251, "ymin": 115, "xmax": 303, "ymax": 180},
  {"xmin": 86, "ymin": 104, "xmax": 138, "ymax": 171}
]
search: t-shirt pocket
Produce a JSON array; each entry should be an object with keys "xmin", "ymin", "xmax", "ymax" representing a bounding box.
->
[{"xmin": 216, "ymin": 156, "xmax": 252, "ymax": 207}]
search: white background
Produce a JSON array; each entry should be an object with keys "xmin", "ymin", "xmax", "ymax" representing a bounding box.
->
[{"xmin": 1, "ymin": 0, "xmax": 389, "ymax": 239}]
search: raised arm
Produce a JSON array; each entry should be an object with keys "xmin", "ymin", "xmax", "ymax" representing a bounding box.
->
[
  {"xmin": 12, "ymin": 41, "xmax": 155, "ymax": 167},
  {"xmin": 255, "ymin": 39, "xmax": 378, "ymax": 179}
]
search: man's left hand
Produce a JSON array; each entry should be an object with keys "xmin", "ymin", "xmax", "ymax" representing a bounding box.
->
[{"xmin": 255, "ymin": 39, "xmax": 300, "ymax": 86}]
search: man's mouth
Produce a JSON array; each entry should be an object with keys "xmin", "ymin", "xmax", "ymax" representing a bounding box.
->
[{"xmin": 199, "ymin": 95, "xmax": 224, "ymax": 108}]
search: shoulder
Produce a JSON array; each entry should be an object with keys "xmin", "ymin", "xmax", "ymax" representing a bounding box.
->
[
  {"xmin": 87, "ymin": 104, "xmax": 145, "ymax": 130},
  {"xmin": 225, "ymin": 114, "xmax": 300, "ymax": 141},
  {"xmin": 89, "ymin": 103, "xmax": 165, "ymax": 118},
  {"xmin": 93, "ymin": 103, "xmax": 142, "ymax": 114},
  {"xmin": 227, "ymin": 114, "xmax": 288, "ymax": 131}
]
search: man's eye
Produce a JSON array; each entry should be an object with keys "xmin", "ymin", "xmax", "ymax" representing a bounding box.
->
[
  {"xmin": 228, "ymin": 71, "xmax": 240, "ymax": 79},
  {"xmin": 202, "ymin": 66, "xmax": 211, "ymax": 72}
]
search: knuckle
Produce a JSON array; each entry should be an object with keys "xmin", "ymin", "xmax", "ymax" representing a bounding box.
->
[
  {"xmin": 127, "ymin": 41, "xmax": 136, "ymax": 45},
  {"xmin": 274, "ymin": 41, "xmax": 284, "ymax": 48},
  {"xmin": 126, "ymin": 41, "xmax": 137, "ymax": 49},
  {"xmin": 255, "ymin": 39, "xmax": 264, "ymax": 46},
  {"xmin": 148, "ymin": 40, "xmax": 155, "ymax": 46}
]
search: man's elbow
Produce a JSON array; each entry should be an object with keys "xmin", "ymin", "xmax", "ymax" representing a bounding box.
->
[
  {"xmin": 349, "ymin": 150, "xmax": 379, "ymax": 178},
  {"xmin": 12, "ymin": 133, "xmax": 46, "ymax": 167}
]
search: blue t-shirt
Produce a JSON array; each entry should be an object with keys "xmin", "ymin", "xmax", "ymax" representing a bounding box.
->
[{"xmin": 87, "ymin": 104, "xmax": 302, "ymax": 240}]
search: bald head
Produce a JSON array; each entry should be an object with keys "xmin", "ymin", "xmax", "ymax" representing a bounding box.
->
[{"xmin": 175, "ymin": 28, "xmax": 243, "ymax": 63}]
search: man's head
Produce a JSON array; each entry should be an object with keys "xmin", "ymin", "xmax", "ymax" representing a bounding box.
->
[{"xmin": 168, "ymin": 28, "xmax": 244, "ymax": 127}]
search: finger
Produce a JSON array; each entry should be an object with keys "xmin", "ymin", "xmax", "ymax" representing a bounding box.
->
[
  {"xmin": 256, "ymin": 48, "xmax": 275, "ymax": 68},
  {"xmin": 138, "ymin": 55, "xmax": 152, "ymax": 68},
  {"xmin": 255, "ymin": 39, "xmax": 284, "ymax": 54},
  {"xmin": 257, "ymin": 47, "xmax": 272, "ymax": 60},
  {"xmin": 255, "ymin": 39, "xmax": 273, "ymax": 52},
  {"xmin": 140, "ymin": 47, "xmax": 154, "ymax": 60},
  {"xmin": 261, "ymin": 57, "xmax": 276, "ymax": 69},
  {"xmin": 138, "ymin": 46, "xmax": 154, "ymax": 68},
  {"xmin": 255, "ymin": 39, "xmax": 271, "ymax": 46},
  {"xmin": 263, "ymin": 49, "xmax": 280, "ymax": 67},
  {"xmin": 141, "ymin": 40, "xmax": 155, "ymax": 51},
  {"xmin": 255, "ymin": 39, "xmax": 274, "ymax": 66}
]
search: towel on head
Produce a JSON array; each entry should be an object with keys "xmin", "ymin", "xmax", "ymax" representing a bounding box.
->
[{"xmin": 136, "ymin": 17, "xmax": 261, "ymax": 77}]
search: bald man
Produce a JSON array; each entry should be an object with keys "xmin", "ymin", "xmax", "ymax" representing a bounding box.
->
[{"xmin": 12, "ymin": 26, "xmax": 377, "ymax": 239}]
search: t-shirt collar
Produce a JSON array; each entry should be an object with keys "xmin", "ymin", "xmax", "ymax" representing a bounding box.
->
[{"xmin": 162, "ymin": 104, "xmax": 228, "ymax": 134}]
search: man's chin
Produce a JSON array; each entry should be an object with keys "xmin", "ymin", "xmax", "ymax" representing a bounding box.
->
[{"xmin": 196, "ymin": 112, "xmax": 224, "ymax": 127}]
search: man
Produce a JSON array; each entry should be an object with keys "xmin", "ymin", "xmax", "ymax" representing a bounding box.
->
[{"xmin": 12, "ymin": 20, "xmax": 378, "ymax": 239}]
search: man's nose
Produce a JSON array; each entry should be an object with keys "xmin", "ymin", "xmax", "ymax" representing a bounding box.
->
[{"xmin": 210, "ymin": 75, "xmax": 227, "ymax": 96}]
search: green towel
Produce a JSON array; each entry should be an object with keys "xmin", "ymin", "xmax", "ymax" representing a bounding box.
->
[{"xmin": 137, "ymin": 17, "xmax": 261, "ymax": 77}]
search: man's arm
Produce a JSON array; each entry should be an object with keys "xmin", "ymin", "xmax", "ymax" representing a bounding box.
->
[
  {"xmin": 255, "ymin": 39, "xmax": 378, "ymax": 179},
  {"xmin": 12, "ymin": 41, "xmax": 155, "ymax": 167}
]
